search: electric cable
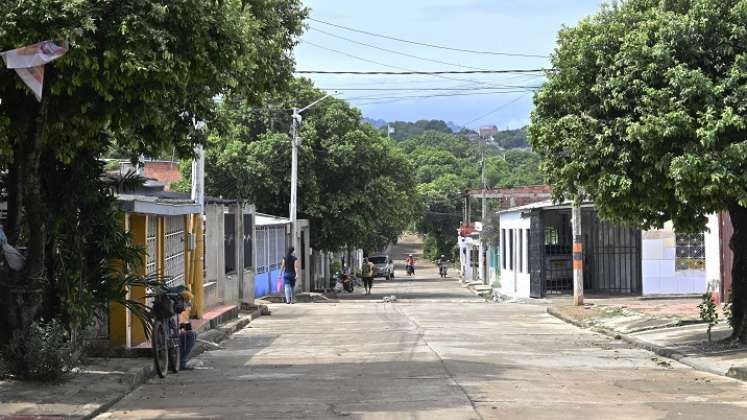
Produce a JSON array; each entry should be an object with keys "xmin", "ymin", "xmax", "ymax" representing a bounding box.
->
[
  {"xmin": 309, "ymin": 17, "xmax": 550, "ymax": 59},
  {"xmin": 297, "ymin": 69, "xmax": 546, "ymax": 75},
  {"xmin": 308, "ymin": 26, "xmax": 494, "ymax": 71},
  {"xmin": 461, "ymin": 94, "xmax": 530, "ymax": 127},
  {"xmin": 301, "ymin": 41, "xmax": 543, "ymax": 93}
]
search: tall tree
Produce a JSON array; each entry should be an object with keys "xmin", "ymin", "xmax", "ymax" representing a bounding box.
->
[
  {"xmin": 0, "ymin": 0, "xmax": 306, "ymax": 341},
  {"xmin": 530, "ymin": 0, "xmax": 747, "ymax": 341},
  {"xmin": 201, "ymin": 78, "xmax": 420, "ymax": 252}
]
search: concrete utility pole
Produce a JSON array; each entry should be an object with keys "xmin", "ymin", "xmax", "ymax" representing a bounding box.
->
[
  {"xmin": 572, "ymin": 204, "xmax": 584, "ymax": 306},
  {"xmin": 289, "ymin": 92, "xmax": 338, "ymax": 256},
  {"xmin": 480, "ymin": 137, "xmax": 487, "ymax": 221}
]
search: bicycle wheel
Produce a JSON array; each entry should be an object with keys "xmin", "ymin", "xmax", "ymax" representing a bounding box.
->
[
  {"xmin": 152, "ymin": 319, "xmax": 168, "ymax": 378},
  {"xmin": 168, "ymin": 317, "xmax": 181, "ymax": 373}
]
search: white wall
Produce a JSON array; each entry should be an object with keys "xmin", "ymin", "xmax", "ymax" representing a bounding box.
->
[
  {"xmin": 642, "ymin": 216, "xmax": 717, "ymax": 295},
  {"xmin": 459, "ymin": 236, "xmax": 477, "ymax": 281},
  {"xmin": 705, "ymin": 213, "xmax": 721, "ymax": 294},
  {"xmin": 498, "ymin": 211, "xmax": 531, "ymax": 298}
]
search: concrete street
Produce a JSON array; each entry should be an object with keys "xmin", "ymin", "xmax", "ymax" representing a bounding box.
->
[{"xmin": 98, "ymin": 241, "xmax": 747, "ymax": 419}]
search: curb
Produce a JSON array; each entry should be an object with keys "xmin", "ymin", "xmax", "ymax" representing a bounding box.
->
[
  {"xmin": 546, "ymin": 306, "xmax": 742, "ymax": 382},
  {"xmin": 84, "ymin": 306, "xmax": 265, "ymax": 419},
  {"xmin": 85, "ymin": 362, "xmax": 156, "ymax": 419}
]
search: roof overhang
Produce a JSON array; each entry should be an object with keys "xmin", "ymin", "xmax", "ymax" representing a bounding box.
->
[{"xmin": 117, "ymin": 195, "xmax": 200, "ymax": 216}]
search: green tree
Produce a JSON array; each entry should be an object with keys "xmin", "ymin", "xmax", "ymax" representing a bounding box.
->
[
  {"xmin": 0, "ymin": 0, "xmax": 306, "ymax": 345},
  {"xmin": 202, "ymin": 79, "xmax": 419, "ymax": 252},
  {"xmin": 530, "ymin": 0, "xmax": 747, "ymax": 342},
  {"xmin": 382, "ymin": 120, "xmax": 454, "ymax": 141}
]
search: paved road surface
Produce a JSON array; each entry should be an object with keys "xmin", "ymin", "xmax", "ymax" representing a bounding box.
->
[{"xmin": 98, "ymin": 237, "xmax": 747, "ymax": 419}]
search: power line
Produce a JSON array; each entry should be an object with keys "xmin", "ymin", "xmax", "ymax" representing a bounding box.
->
[
  {"xmin": 309, "ymin": 17, "xmax": 550, "ymax": 59},
  {"xmin": 301, "ymin": 41, "xmax": 542, "ymax": 89},
  {"xmin": 461, "ymin": 94, "xmax": 530, "ymax": 127},
  {"xmin": 308, "ymin": 26, "xmax": 493, "ymax": 71},
  {"xmin": 320, "ymin": 86, "xmax": 541, "ymax": 91},
  {"xmin": 349, "ymin": 90, "xmax": 533, "ymax": 106},
  {"xmin": 345, "ymin": 90, "xmax": 537, "ymax": 102},
  {"xmin": 296, "ymin": 69, "xmax": 546, "ymax": 75}
]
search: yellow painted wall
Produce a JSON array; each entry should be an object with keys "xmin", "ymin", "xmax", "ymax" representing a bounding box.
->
[
  {"xmin": 109, "ymin": 214, "xmax": 130, "ymax": 347},
  {"xmin": 129, "ymin": 214, "xmax": 148, "ymax": 346},
  {"xmin": 190, "ymin": 214, "xmax": 205, "ymax": 318}
]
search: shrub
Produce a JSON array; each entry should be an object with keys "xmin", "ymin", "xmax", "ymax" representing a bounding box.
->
[
  {"xmin": 698, "ymin": 292, "xmax": 719, "ymax": 343},
  {"xmin": 2, "ymin": 319, "xmax": 78, "ymax": 381}
]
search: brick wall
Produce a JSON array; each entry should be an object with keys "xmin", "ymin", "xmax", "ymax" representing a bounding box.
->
[{"xmin": 143, "ymin": 161, "xmax": 182, "ymax": 191}]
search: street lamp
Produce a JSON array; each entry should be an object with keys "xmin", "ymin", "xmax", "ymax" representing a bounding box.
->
[{"xmin": 289, "ymin": 91, "xmax": 338, "ymax": 256}]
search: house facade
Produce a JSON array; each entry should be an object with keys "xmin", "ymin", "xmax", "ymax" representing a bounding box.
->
[
  {"xmin": 497, "ymin": 201, "xmax": 719, "ymax": 299},
  {"xmin": 111, "ymin": 191, "xmax": 204, "ymax": 348}
]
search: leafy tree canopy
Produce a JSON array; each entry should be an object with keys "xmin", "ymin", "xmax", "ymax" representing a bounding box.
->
[
  {"xmin": 0, "ymin": 0, "xmax": 306, "ymax": 344},
  {"xmin": 530, "ymin": 0, "xmax": 747, "ymax": 341},
  {"xmin": 381, "ymin": 120, "xmax": 454, "ymax": 141},
  {"xmin": 200, "ymin": 78, "xmax": 420, "ymax": 252}
]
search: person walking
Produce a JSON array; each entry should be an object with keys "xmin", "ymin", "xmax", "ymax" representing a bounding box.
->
[
  {"xmin": 361, "ymin": 257, "xmax": 375, "ymax": 295},
  {"xmin": 279, "ymin": 246, "xmax": 301, "ymax": 304}
]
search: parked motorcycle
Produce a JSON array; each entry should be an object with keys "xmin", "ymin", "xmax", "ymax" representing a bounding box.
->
[{"xmin": 333, "ymin": 272, "xmax": 355, "ymax": 293}]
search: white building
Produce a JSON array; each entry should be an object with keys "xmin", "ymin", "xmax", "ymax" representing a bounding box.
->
[{"xmin": 497, "ymin": 201, "xmax": 718, "ymax": 299}]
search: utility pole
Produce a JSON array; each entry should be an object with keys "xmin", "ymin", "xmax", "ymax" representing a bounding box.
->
[
  {"xmin": 289, "ymin": 92, "xmax": 338, "ymax": 256},
  {"xmin": 480, "ymin": 137, "xmax": 487, "ymax": 221},
  {"xmin": 572, "ymin": 204, "xmax": 584, "ymax": 305},
  {"xmin": 290, "ymin": 107, "xmax": 300, "ymax": 254}
]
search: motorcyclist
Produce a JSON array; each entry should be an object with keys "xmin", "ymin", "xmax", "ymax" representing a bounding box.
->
[
  {"xmin": 405, "ymin": 254, "xmax": 416, "ymax": 277},
  {"xmin": 438, "ymin": 255, "xmax": 448, "ymax": 277}
]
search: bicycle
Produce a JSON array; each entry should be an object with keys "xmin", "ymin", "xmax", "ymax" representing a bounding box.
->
[{"xmin": 150, "ymin": 287, "xmax": 189, "ymax": 378}]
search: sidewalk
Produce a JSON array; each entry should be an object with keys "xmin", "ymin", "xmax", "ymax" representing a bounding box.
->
[
  {"xmin": 0, "ymin": 309, "xmax": 262, "ymax": 420},
  {"xmin": 547, "ymin": 296, "xmax": 747, "ymax": 381}
]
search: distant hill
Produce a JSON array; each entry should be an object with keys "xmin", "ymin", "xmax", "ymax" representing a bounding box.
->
[
  {"xmin": 363, "ymin": 118, "xmax": 387, "ymax": 129},
  {"xmin": 362, "ymin": 117, "xmax": 529, "ymax": 149},
  {"xmin": 492, "ymin": 127, "xmax": 529, "ymax": 149}
]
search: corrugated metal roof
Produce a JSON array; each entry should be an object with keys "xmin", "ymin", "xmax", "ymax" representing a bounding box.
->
[
  {"xmin": 498, "ymin": 200, "xmax": 595, "ymax": 214},
  {"xmin": 256, "ymin": 213, "xmax": 290, "ymax": 226}
]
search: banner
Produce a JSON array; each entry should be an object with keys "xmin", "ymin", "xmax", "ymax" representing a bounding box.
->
[{"xmin": 1, "ymin": 40, "xmax": 69, "ymax": 101}]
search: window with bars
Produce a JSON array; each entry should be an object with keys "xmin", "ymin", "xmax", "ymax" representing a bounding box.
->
[
  {"xmin": 675, "ymin": 233, "xmax": 705, "ymax": 272},
  {"xmin": 164, "ymin": 216, "xmax": 185, "ymax": 287},
  {"xmin": 243, "ymin": 214, "xmax": 252, "ymax": 269},
  {"xmin": 269, "ymin": 227, "xmax": 286, "ymax": 271},
  {"xmin": 146, "ymin": 216, "xmax": 158, "ymax": 276},
  {"xmin": 544, "ymin": 227, "xmax": 559, "ymax": 246},
  {"xmin": 224, "ymin": 214, "xmax": 236, "ymax": 274}
]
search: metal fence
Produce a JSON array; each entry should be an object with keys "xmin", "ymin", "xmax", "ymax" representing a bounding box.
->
[{"xmin": 164, "ymin": 216, "xmax": 185, "ymax": 287}]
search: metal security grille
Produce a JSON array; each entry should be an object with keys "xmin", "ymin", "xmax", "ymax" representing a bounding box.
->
[
  {"xmin": 164, "ymin": 216, "xmax": 185, "ymax": 287},
  {"xmin": 269, "ymin": 226, "xmax": 285, "ymax": 271},
  {"xmin": 146, "ymin": 216, "xmax": 158, "ymax": 276},
  {"xmin": 582, "ymin": 209, "xmax": 641, "ymax": 294},
  {"xmin": 224, "ymin": 214, "xmax": 236, "ymax": 274},
  {"xmin": 256, "ymin": 227, "xmax": 268, "ymax": 274},
  {"xmin": 255, "ymin": 225, "xmax": 287, "ymax": 275},
  {"xmin": 675, "ymin": 233, "xmax": 705, "ymax": 271},
  {"xmin": 544, "ymin": 210, "xmax": 573, "ymax": 295}
]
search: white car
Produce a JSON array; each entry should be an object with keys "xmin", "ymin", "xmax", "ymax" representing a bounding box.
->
[{"xmin": 369, "ymin": 255, "xmax": 394, "ymax": 280}]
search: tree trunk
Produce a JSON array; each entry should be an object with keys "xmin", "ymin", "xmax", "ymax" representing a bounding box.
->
[
  {"xmin": 728, "ymin": 203, "xmax": 747, "ymax": 342},
  {"xmin": 7, "ymin": 96, "xmax": 49, "ymax": 334}
]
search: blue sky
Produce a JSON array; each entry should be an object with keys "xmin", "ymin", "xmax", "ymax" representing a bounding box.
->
[{"xmin": 294, "ymin": 0, "xmax": 605, "ymax": 130}]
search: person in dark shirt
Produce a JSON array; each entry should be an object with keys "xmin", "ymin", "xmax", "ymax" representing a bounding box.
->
[{"xmin": 279, "ymin": 246, "xmax": 301, "ymax": 304}]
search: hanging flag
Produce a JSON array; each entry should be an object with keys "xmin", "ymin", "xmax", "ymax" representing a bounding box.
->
[{"xmin": 1, "ymin": 40, "xmax": 69, "ymax": 101}]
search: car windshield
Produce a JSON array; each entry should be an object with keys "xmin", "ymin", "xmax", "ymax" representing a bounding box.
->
[{"xmin": 369, "ymin": 257, "xmax": 387, "ymax": 264}]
